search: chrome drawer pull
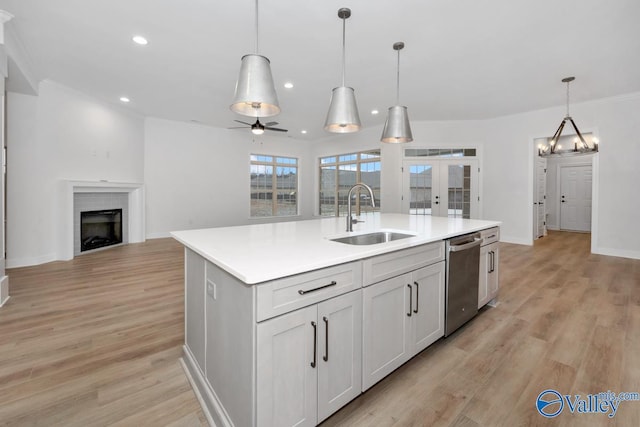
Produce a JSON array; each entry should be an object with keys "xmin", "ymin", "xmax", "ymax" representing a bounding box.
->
[{"xmin": 298, "ymin": 281, "xmax": 337, "ymax": 295}]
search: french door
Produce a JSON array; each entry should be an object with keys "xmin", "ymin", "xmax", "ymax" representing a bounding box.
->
[
  {"xmin": 534, "ymin": 157, "xmax": 547, "ymax": 239},
  {"xmin": 402, "ymin": 159, "xmax": 479, "ymax": 218}
]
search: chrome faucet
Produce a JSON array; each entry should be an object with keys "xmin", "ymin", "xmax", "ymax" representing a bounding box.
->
[{"xmin": 346, "ymin": 183, "xmax": 376, "ymax": 232}]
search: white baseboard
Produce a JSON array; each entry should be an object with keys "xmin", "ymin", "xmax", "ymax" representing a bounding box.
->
[
  {"xmin": 499, "ymin": 235, "xmax": 533, "ymax": 246},
  {"xmin": 592, "ymin": 246, "xmax": 640, "ymax": 260},
  {"xmin": 146, "ymin": 231, "xmax": 172, "ymax": 239},
  {"xmin": 181, "ymin": 345, "xmax": 233, "ymax": 427},
  {"xmin": 6, "ymin": 253, "xmax": 58, "ymax": 269}
]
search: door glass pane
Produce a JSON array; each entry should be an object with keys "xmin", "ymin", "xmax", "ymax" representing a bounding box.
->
[
  {"xmin": 447, "ymin": 165, "xmax": 471, "ymax": 218},
  {"xmin": 338, "ymin": 164, "xmax": 357, "ymax": 216},
  {"xmin": 409, "ymin": 165, "xmax": 432, "ymax": 215},
  {"xmin": 320, "ymin": 166, "xmax": 336, "ymax": 216}
]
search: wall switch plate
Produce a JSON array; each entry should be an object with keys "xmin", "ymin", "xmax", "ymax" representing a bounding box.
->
[{"xmin": 206, "ymin": 279, "xmax": 216, "ymax": 300}]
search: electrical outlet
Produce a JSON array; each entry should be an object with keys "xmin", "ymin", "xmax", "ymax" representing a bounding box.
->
[{"xmin": 206, "ymin": 280, "xmax": 216, "ymax": 300}]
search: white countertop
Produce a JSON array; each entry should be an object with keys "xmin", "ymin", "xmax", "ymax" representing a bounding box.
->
[{"xmin": 171, "ymin": 213, "xmax": 501, "ymax": 284}]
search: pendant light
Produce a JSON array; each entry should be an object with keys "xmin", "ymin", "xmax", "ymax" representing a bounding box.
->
[
  {"xmin": 324, "ymin": 8, "xmax": 361, "ymax": 133},
  {"xmin": 381, "ymin": 42, "xmax": 413, "ymax": 143},
  {"xmin": 230, "ymin": 0, "xmax": 280, "ymax": 117},
  {"xmin": 540, "ymin": 76, "xmax": 598, "ymax": 156}
]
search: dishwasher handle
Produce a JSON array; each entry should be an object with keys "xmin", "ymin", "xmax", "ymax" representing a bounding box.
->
[{"xmin": 448, "ymin": 237, "xmax": 482, "ymax": 252}]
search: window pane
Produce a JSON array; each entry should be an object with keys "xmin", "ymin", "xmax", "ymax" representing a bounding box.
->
[
  {"xmin": 320, "ymin": 166, "xmax": 336, "ymax": 216},
  {"xmin": 339, "ymin": 153, "xmax": 357, "ymax": 163},
  {"xmin": 409, "ymin": 165, "xmax": 432, "ymax": 215}
]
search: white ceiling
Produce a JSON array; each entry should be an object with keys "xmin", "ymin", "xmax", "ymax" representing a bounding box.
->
[{"xmin": 1, "ymin": 0, "xmax": 639, "ymax": 140}]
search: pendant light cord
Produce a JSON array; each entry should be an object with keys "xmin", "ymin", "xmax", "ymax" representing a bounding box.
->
[
  {"xmin": 396, "ymin": 48, "xmax": 401, "ymax": 105},
  {"xmin": 565, "ymin": 80, "xmax": 570, "ymax": 118},
  {"xmin": 255, "ymin": 0, "xmax": 259, "ymax": 54},
  {"xmin": 341, "ymin": 15, "xmax": 346, "ymax": 87}
]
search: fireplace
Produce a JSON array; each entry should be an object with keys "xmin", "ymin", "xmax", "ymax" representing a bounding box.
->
[{"xmin": 80, "ymin": 209, "xmax": 123, "ymax": 252}]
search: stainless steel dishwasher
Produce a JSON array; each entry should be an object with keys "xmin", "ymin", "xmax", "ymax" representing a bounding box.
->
[{"xmin": 445, "ymin": 232, "xmax": 482, "ymax": 336}]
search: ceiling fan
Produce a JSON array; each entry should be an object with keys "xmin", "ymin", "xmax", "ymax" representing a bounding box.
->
[{"xmin": 229, "ymin": 119, "xmax": 288, "ymax": 135}]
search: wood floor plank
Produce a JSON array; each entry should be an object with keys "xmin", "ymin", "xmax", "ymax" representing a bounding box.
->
[{"xmin": 2, "ymin": 231, "xmax": 639, "ymax": 426}]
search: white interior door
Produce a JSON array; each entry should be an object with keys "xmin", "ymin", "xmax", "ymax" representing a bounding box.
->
[
  {"xmin": 560, "ymin": 165, "xmax": 592, "ymax": 232},
  {"xmin": 403, "ymin": 160, "xmax": 478, "ymax": 218},
  {"xmin": 535, "ymin": 157, "xmax": 547, "ymax": 238}
]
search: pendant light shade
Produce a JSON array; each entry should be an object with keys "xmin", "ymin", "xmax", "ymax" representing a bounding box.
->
[
  {"xmin": 325, "ymin": 86, "xmax": 361, "ymax": 133},
  {"xmin": 324, "ymin": 8, "xmax": 361, "ymax": 133},
  {"xmin": 231, "ymin": 54, "xmax": 280, "ymax": 117},
  {"xmin": 230, "ymin": 0, "xmax": 280, "ymax": 118},
  {"xmin": 381, "ymin": 105, "xmax": 413, "ymax": 143},
  {"xmin": 381, "ymin": 42, "xmax": 413, "ymax": 143}
]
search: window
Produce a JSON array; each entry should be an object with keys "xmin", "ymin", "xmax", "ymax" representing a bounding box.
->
[
  {"xmin": 250, "ymin": 154, "xmax": 298, "ymax": 217},
  {"xmin": 404, "ymin": 148, "xmax": 476, "ymax": 158},
  {"xmin": 319, "ymin": 150, "xmax": 381, "ymax": 216}
]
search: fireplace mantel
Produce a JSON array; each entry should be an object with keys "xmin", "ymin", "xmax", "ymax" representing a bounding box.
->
[{"xmin": 62, "ymin": 181, "xmax": 145, "ymax": 260}]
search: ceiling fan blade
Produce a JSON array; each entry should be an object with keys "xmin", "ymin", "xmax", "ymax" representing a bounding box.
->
[
  {"xmin": 265, "ymin": 127, "xmax": 288, "ymax": 132},
  {"xmin": 264, "ymin": 121, "xmax": 278, "ymax": 126},
  {"xmin": 227, "ymin": 126, "xmax": 247, "ymax": 129},
  {"xmin": 234, "ymin": 120, "xmax": 252, "ymax": 126}
]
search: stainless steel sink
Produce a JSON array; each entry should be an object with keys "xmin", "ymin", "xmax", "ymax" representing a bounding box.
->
[{"xmin": 330, "ymin": 231, "xmax": 414, "ymax": 245}]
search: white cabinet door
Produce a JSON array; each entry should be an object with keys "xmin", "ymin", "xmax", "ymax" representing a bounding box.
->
[
  {"xmin": 257, "ymin": 305, "xmax": 317, "ymax": 427},
  {"xmin": 317, "ymin": 290, "xmax": 362, "ymax": 422},
  {"xmin": 478, "ymin": 243, "xmax": 499, "ymax": 308},
  {"xmin": 487, "ymin": 244, "xmax": 499, "ymax": 300},
  {"xmin": 478, "ymin": 244, "xmax": 490, "ymax": 309},
  {"xmin": 362, "ymin": 273, "xmax": 412, "ymax": 391},
  {"xmin": 185, "ymin": 249, "xmax": 206, "ymax": 369},
  {"xmin": 410, "ymin": 262, "xmax": 445, "ymax": 354}
]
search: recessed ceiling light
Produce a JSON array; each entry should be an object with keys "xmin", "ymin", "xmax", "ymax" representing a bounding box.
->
[
  {"xmin": 284, "ymin": 82, "xmax": 294, "ymax": 89},
  {"xmin": 371, "ymin": 109, "xmax": 379, "ymax": 115},
  {"xmin": 132, "ymin": 35, "xmax": 148, "ymax": 45},
  {"xmin": 301, "ymin": 130, "xmax": 307, "ymax": 134},
  {"xmin": 120, "ymin": 97, "xmax": 130, "ymax": 103}
]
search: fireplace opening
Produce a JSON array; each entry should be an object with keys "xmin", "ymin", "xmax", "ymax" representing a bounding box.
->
[{"xmin": 80, "ymin": 209, "xmax": 123, "ymax": 252}]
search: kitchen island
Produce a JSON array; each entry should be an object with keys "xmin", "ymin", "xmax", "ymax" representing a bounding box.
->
[{"xmin": 172, "ymin": 214, "xmax": 500, "ymax": 427}]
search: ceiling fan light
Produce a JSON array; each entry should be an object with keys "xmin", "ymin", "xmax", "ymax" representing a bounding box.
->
[
  {"xmin": 251, "ymin": 127, "xmax": 265, "ymax": 135},
  {"xmin": 324, "ymin": 86, "xmax": 361, "ymax": 133},
  {"xmin": 230, "ymin": 54, "xmax": 280, "ymax": 117},
  {"xmin": 381, "ymin": 105, "xmax": 413, "ymax": 143}
]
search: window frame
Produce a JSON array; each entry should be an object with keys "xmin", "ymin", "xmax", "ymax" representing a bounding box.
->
[
  {"xmin": 250, "ymin": 154, "xmax": 299, "ymax": 218},
  {"xmin": 318, "ymin": 150, "xmax": 381, "ymax": 217}
]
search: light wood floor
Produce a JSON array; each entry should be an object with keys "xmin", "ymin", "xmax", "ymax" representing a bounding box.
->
[{"xmin": 2, "ymin": 232, "xmax": 639, "ymax": 426}]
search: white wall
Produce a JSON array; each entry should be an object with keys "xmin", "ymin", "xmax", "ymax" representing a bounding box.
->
[
  {"xmin": 6, "ymin": 80, "xmax": 144, "ymax": 267},
  {"xmin": 144, "ymin": 118, "xmax": 313, "ymax": 238},
  {"xmin": 6, "ymin": 80, "xmax": 640, "ymax": 265}
]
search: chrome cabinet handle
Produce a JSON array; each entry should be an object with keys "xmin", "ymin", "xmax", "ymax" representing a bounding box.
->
[
  {"xmin": 298, "ymin": 281, "xmax": 337, "ymax": 295},
  {"xmin": 407, "ymin": 284, "xmax": 413, "ymax": 317},
  {"xmin": 323, "ymin": 316, "xmax": 329, "ymax": 362},
  {"xmin": 413, "ymin": 281, "xmax": 419, "ymax": 314},
  {"xmin": 448, "ymin": 237, "xmax": 482, "ymax": 252},
  {"xmin": 311, "ymin": 321, "xmax": 317, "ymax": 368}
]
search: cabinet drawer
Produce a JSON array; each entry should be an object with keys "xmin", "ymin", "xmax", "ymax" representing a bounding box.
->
[
  {"xmin": 480, "ymin": 227, "xmax": 500, "ymax": 246},
  {"xmin": 256, "ymin": 261, "xmax": 362, "ymax": 322},
  {"xmin": 363, "ymin": 242, "xmax": 444, "ymax": 286}
]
